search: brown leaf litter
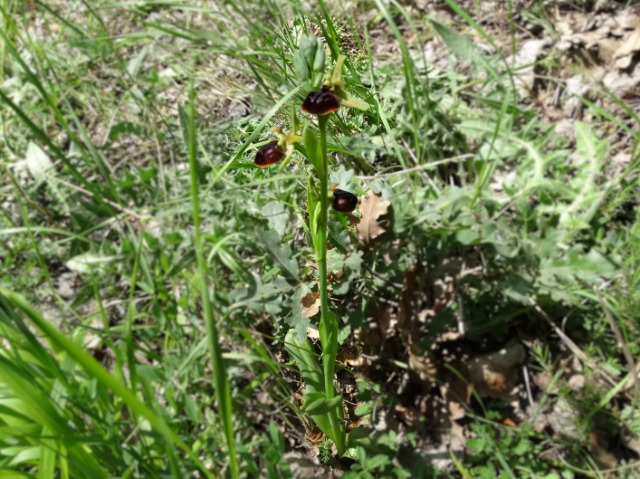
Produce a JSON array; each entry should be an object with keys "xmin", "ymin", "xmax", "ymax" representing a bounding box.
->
[
  {"xmin": 555, "ymin": 6, "xmax": 640, "ymax": 98},
  {"xmin": 301, "ymin": 292, "xmax": 321, "ymax": 319},
  {"xmin": 352, "ymin": 190, "xmax": 391, "ymax": 246}
]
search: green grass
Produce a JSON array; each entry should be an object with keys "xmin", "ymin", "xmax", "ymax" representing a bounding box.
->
[{"xmin": 1, "ymin": 0, "xmax": 639, "ymax": 477}]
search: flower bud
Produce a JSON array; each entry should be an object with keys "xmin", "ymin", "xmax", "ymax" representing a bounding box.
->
[
  {"xmin": 332, "ymin": 188, "xmax": 358, "ymax": 213},
  {"xmin": 312, "ymin": 44, "xmax": 326, "ymax": 75},
  {"xmin": 301, "ymin": 86, "xmax": 340, "ymax": 115},
  {"xmin": 255, "ymin": 140, "xmax": 285, "ymax": 167}
]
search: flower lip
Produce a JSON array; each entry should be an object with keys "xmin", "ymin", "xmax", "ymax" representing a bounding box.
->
[
  {"xmin": 255, "ymin": 140, "xmax": 285, "ymax": 167},
  {"xmin": 332, "ymin": 188, "xmax": 358, "ymax": 213},
  {"xmin": 301, "ymin": 86, "xmax": 340, "ymax": 116}
]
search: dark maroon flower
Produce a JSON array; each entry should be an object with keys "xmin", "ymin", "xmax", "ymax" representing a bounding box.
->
[
  {"xmin": 332, "ymin": 188, "xmax": 358, "ymax": 213},
  {"xmin": 301, "ymin": 86, "xmax": 340, "ymax": 115},
  {"xmin": 255, "ymin": 140, "xmax": 285, "ymax": 167}
]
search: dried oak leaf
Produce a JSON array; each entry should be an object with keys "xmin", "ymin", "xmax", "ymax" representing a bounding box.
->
[
  {"xmin": 301, "ymin": 292, "xmax": 320, "ymax": 318},
  {"xmin": 284, "ymin": 452, "xmax": 337, "ymax": 479},
  {"xmin": 432, "ymin": 338, "xmax": 525, "ymax": 424},
  {"xmin": 468, "ymin": 338, "xmax": 525, "ymax": 400},
  {"xmin": 614, "ymin": 27, "xmax": 640, "ymax": 70},
  {"xmin": 354, "ymin": 190, "xmax": 390, "ymax": 246}
]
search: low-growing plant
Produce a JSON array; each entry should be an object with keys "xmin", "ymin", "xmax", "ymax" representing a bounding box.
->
[
  {"xmin": 459, "ymin": 416, "xmax": 560, "ymax": 478},
  {"xmin": 2, "ymin": 1, "xmax": 638, "ymax": 477},
  {"xmin": 251, "ymin": 36, "xmax": 367, "ymax": 456}
]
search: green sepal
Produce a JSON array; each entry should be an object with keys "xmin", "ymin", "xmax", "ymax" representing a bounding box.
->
[
  {"xmin": 300, "ymin": 36, "xmax": 318, "ymax": 66},
  {"xmin": 312, "ymin": 43, "xmax": 326, "ymax": 77},
  {"xmin": 339, "ymin": 94, "xmax": 369, "ymax": 111},
  {"xmin": 293, "ymin": 51, "xmax": 310, "ymax": 81},
  {"xmin": 334, "ymin": 87, "xmax": 369, "ymax": 111},
  {"xmin": 297, "ymin": 36, "xmax": 326, "ymax": 87},
  {"xmin": 330, "ymin": 55, "xmax": 346, "ymax": 87}
]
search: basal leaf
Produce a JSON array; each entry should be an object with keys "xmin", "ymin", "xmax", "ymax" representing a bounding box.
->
[
  {"xmin": 262, "ymin": 230, "xmax": 299, "ymax": 281},
  {"xmin": 430, "ymin": 18, "xmax": 498, "ymax": 80}
]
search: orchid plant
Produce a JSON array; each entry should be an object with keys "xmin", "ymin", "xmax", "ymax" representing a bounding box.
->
[{"xmin": 254, "ymin": 35, "xmax": 366, "ymax": 456}]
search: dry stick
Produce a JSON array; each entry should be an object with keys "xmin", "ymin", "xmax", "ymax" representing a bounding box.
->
[
  {"xmin": 355, "ymin": 154, "xmax": 475, "ymax": 180},
  {"xmin": 528, "ymin": 298, "xmax": 630, "ymax": 397},
  {"xmin": 5, "ymin": 169, "xmax": 54, "ymax": 220},
  {"xmin": 595, "ymin": 290, "xmax": 640, "ymax": 403},
  {"xmin": 522, "ymin": 364, "xmax": 534, "ymax": 408},
  {"xmin": 55, "ymin": 177, "xmax": 143, "ymax": 219},
  {"xmin": 556, "ymin": 456, "xmax": 640, "ymax": 477}
]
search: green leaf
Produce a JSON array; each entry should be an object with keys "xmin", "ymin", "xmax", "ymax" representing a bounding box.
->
[
  {"xmin": 558, "ymin": 121, "xmax": 607, "ymax": 230},
  {"xmin": 127, "ymin": 45, "xmax": 149, "ymax": 76},
  {"xmin": 575, "ymin": 121, "xmax": 607, "ymax": 163},
  {"xmin": 262, "ymin": 231, "xmax": 299, "ymax": 281},
  {"xmin": 261, "ymin": 202, "xmax": 288, "ymax": 238},
  {"xmin": 344, "ymin": 251, "xmax": 363, "ymax": 271},
  {"xmin": 307, "ymin": 184, "xmax": 324, "ymax": 258},
  {"xmin": 430, "ymin": 15, "xmax": 502, "ymax": 86},
  {"xmin": 303, "ymin": 126, "xmax": 322, "ymax": 174},
  {"xmin": 108, "ymin": 121, "xmax": 146, "ymax": 141},
  {"xmin": 330, "ymin": 165, "xmax": 355, "ymax": 190},
  {"xmin": 25, "ymin": 142, "xmax": 54, "ymax": 186},
  {"xmin": 66, "ymin": 253, "xmax": 119, "ymax": 274},
  {"xmin": 326, "ymin": 248, "xmax": 345, "ymax": 272},
  {"xmin": 346, "ymin": 427, "xmax": 374, "ymax": 450},
  {"xmin": 301, "ymin": 393, "xmax": 342, "ymax": 415},
  {"xmin": 365, "ymin": 454, "xmax": 390, "ymax": 470},
  {"xmin": 456, "ymin": 228, "xmax": 479, "ymax": 245},
  {"xmin": 354, "ymin": 402, "xmax": 372, "ymax": 417},
  {"xmin": 0, "ymin": 287, "xmax": 213, "ymax": 477},
  {"xmin": 512, "ymin": 439, "xmax": 531, "ymax": 456},
  {"xmin": 284, "ymin": 330, "xmax": 339, "ymax": 445},
  {"xmin": 284, "ymin": 330, "xmax": 324, "ymax": 394},
  {"xmin": 431, "ymin": 19, "xmax": 486, "ymax": 64}
]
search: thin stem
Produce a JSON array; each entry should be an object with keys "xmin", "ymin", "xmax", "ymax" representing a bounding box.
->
[
  {"xmin": 316, "ymin": 115, "xmax": 345, "ymax": 455},
  {"xmin": 317, "ymin": 114, "xmax": 332, "ymax": 398}
]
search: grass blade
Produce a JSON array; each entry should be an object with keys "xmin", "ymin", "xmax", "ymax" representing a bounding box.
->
[
  {"xmin": 0, "ymin": 289, "xmax": 216, "ymax": 479},
  {"xmin": 185, "ymin": 90, "xmax": 239, "ymax": 478}
]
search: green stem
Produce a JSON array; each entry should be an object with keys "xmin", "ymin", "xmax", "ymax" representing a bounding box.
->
[
  {"xmin": 316, "ymin": 115, "xmax": 345, "ymax": 455},
  {"xmin": 317, "ymin": 115, "xmax": 331, "ymax": 397}
]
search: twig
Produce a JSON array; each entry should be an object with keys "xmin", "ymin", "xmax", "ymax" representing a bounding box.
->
[
  {"xmin": 596, "ymin": 290, "xmax": 640, "ymax": 403},
  {"xmin": 355, "ymin": 154, "xmax": 475, "ymax": 180},
  {"xmin": 522, "ymin": 364, "xmax": 534, "ymax": 408},
  {"xmin": 55, "ymin": 177, "xmax": 142, "ymax": 219},
  {"xmin": 528, "ymin": 298, "xmax": 623, "ymax": 393}
]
